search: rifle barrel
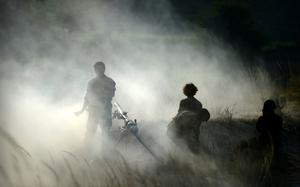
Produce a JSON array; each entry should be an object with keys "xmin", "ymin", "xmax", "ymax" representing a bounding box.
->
[{"xmin": 114, "ymin": 102, "xmax": 128, "ymax": 121}]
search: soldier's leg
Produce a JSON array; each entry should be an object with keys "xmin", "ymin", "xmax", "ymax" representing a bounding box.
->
[
  {"xmin": 97, "ymin": 114, "xmax": 113, "ymax": 153},
  {"xmin": 195, "ymin": 124, "xmax": 201, "ymax": 142},
  {"xmin": 187, "ymin": 125, "xmax": 201, "ymax": 154},
  {"xmin": 99, "ymin": 108, "xmax": 112, "ymax": 141},
  {"xmin": 99, "ymin": 114, "xmax": 112, "ymax": 136},
  {"xmin": 85, "ymin": 111, "xmax": 99, "ymax": 146},
  {"xmin": 186, "ymin": 135, "xmax": 199, "ymax": 154}
]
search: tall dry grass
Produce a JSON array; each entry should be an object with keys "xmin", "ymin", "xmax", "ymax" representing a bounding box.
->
[{"xmin": 0, "ymin": 119, "xmax": 273, "ymax": 187}]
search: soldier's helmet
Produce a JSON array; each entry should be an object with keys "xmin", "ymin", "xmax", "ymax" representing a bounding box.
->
[{"xmin": 263, "ymin": 99, "xmax": 276, "ymax": 112}]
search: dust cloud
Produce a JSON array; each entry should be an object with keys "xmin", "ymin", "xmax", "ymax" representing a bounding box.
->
[{"xmin": 0, "ymin": 0, "xmax": 272, "ymax": 158}]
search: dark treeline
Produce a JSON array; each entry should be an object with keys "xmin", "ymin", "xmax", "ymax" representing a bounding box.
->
[
  {"xmin": 170, "ymin": 0, "xmax": 300, "ymax": 94},
  {"xmin": 170, "ymin": 0, "xmax": 300, "ymax": 53}
]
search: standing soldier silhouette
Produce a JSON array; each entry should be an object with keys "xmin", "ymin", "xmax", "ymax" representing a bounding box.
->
[
  {"xmin": 256, "ymin": 99, "xmax": 285, "ymax": 186},
  {"xmin": 75, "ymin": 62, "xmax": 116, "ymax": 145},
  {"xmin": 256, "ymin": 99, "xmax": 283, "ymax": 158}
]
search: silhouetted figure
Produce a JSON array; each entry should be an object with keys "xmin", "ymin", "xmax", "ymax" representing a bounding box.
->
[
  {"xmin": 168, "ymin": 83, "xmax": 210, "ymax": 153},
  {"xmin": 256, "ymin": 99, "xmax": 283, "ymax": 157},
  {"xmin": 256, "ymin": 101, "xmax": 287, "ymax": 186},
  {"xmin": 76, "ymin": 62, "xmax": 116, "ymax": 145}
]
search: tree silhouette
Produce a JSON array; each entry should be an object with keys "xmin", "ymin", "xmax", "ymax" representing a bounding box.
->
[{"xmin": 197, "ymin": 0, "xmax": 267, "ymax": 55}]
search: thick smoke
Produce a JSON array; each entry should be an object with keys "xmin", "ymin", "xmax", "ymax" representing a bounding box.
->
[{"xmin": 0, "ymin": 0, "xmax": 272, "ymax": 154}]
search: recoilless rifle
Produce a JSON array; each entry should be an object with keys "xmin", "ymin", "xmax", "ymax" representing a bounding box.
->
[{"xmin": 112, "ymin": 102, "xmax": 161, "ymax": 161}]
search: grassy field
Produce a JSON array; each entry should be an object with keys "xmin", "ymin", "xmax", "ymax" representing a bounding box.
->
[{"xmin": 0, "ymin": 116, "xmax": 283, "ymax": 187}]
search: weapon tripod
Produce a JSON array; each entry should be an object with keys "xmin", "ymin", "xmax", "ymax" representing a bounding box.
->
[{"xmin": 112, "ymin": 103, "xmax": 161, "ymax": 162}]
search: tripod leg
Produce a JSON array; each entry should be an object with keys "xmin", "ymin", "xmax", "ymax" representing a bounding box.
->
[
  {"xmin": 134, "ymin": 134, "xmax": 161, "ymax": 162},
  {"xmin": 114, "ymin": 130, "xmax": 127, "ymax": 148}
]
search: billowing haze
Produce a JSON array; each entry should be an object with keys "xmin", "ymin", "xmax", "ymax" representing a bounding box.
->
[{"xmin": 0, "ymin": 0, "xmax": 272, "ymax": 151}]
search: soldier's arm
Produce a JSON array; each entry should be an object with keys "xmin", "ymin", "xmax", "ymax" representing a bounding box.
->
[
  {"xmin": 75, "ymin": 82, "xmax": 90, "ymax": 116},
  {"xmin": 278, "ymin": 116, "xmax": 283, "ymax": 131},
  {"xmin": 178, "ymin": 100, "xmax": 184, "ymax": 112},
  {"xmin": 111, "ymin": 80, "xmax": 116, "ymax": 97},
  {"xmin": 106, "ymin": 79, "xmax": 116, "ymax": 98},
  {"xmin": 256, "ymin": 117, "xmax": 264, "ymax": 132},
  {"xmin": 197, "ymin": 100, "xmax": 203, "ymax": 113},
  {"xmin": 81, "ymin": 95, "xmax": 89, "ymax": 111}
]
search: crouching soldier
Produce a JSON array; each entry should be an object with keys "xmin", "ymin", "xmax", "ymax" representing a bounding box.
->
[{"xmin": 167, "ymin": 83, "xmax": 210, "ymax": 153}]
